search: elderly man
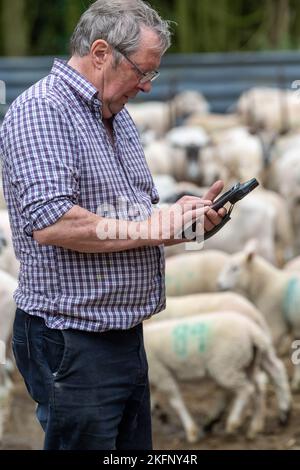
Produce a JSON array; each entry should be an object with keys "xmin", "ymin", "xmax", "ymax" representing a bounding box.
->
[{"xmin": 0, "ymin": 0, "xmax": 225, "ymax": 450}]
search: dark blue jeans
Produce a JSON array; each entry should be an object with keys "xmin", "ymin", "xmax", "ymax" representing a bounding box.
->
[{"xmin": 12, "ymin": 308, "xmax": 152, "ymax": 450}]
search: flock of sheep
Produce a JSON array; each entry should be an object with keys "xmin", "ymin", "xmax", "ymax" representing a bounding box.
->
[
  {"xmin": 1, "ymin": 86, "xmax": 300, "ymax": 447},
  {"xmin": 129, "ymin": 86, "xmax": 300, "ymax": 444}
]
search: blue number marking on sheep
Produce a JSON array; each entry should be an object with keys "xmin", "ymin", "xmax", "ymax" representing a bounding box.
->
[
  {"xmin": 283, "ymin": 277, "xmax": 300, "ymax": 326},
  {"xmin": 165, "ymin": 274, "xmax": 182, "ymax": 295},
  {"xmin": 172, "ymin": 322, "xmax": 210, "ymax": 358},
  {"xmin": 172, "ymin": 324, "xmax": 189, "ymax": 358},
  {"xmin": 190, "ymin": 323, "xmax": 209, "ymax": 353}
]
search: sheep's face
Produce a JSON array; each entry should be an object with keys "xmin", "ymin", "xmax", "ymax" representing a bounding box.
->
[
  {"xmin": 0, "ymin": 228, "xmax": 7, "ymax": 254},
  {"xmin": 217, "ymin": 252, "xmax": 253, "ymax": 293}
]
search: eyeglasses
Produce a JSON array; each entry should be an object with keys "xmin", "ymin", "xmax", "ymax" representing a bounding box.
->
[{"xmin": 114, "ymin": 47, "xmax": 160, "ymax": 84}]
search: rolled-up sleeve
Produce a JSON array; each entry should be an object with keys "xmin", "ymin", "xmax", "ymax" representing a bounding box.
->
[{"xmin": 3, "ymin": 98, "xmax": 80, "ymax": 237}]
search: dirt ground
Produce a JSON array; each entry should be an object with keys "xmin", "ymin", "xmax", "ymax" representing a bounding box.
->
[{"xmin": 1, "ymin": 363, "xmax": 300, "ymax": 451}]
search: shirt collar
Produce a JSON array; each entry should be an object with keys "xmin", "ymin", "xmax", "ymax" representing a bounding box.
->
[{"xmin": 51, "ymin": 58, "xmax": 101, "ymax": 111}]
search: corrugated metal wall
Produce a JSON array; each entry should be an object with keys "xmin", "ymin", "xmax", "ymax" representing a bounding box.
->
[{"xmin": 1, "ymin": 51, "xmax": 300, "ymax": 118}]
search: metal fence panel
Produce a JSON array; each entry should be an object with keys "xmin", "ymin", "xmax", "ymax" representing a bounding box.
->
[{"xmin": 1, "ymin": 51, "xmax": 300, "ymax": 118}]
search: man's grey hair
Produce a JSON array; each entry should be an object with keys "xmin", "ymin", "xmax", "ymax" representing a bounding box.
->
[{"xmin": 70, "ymin": 0, "xmax": 172, "ymax": 62}]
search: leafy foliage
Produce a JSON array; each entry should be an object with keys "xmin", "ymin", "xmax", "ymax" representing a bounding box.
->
[{"xmin": 0, "ymin": 0, "xmax": 299, "ymax": 56}]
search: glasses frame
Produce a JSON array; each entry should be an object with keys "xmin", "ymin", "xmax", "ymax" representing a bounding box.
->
[{"xmin": 114, "ymin": 47, "xmax": 160, "ymax": 84}]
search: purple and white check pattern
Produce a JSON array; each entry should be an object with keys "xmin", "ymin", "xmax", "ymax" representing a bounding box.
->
[{"xmin": 0, "ymin": 59, "xmax": 165, "ymax": 331}]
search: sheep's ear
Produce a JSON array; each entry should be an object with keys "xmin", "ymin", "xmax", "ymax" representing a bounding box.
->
[{"xmin": 244, "ymin": 239, "xmax": 257, "ymax": 263}]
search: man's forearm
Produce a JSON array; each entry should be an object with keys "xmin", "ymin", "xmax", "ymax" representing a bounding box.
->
[
  {"xmin": 33, "ymin": 192, "xmax": 224, "ymax": 253},
  {"xmin": 33, "ymin": 205, "xmax": 161, "ymax": 253}
]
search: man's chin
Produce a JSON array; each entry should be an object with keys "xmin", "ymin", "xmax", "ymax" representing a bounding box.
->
[{"xmin": 103, "ymin": 103, "xmax": 125, "ymax": 118}]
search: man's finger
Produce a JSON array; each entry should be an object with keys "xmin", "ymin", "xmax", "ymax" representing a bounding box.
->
[
  {"xmin": 203, "ymin": 180, "xmax": 224, "ymax": 202},
  {"xmin": 206, "ymin": 209, "xmax": 223, "ymax": 226},
  {"xmin": 176, "ymin": 197, "xmax": 212, "ymax": 209},
  {"xmin": 218, "ymin": 208, "xmax": 227, "ymax": 218}
]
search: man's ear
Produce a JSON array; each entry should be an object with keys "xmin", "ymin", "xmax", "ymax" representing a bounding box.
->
[{"xmin": 90, "ymin": 40, "xmax": 110, "ymax": 69}]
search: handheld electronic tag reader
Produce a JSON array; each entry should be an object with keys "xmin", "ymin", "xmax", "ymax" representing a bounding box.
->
[{"xmin": 183, "ymin": 178, "xmax": 260, "ymax": 241}]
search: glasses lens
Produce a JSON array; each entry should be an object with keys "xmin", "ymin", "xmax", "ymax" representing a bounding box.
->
[{"xmin": 139, "ymin": 71, "xmax": 160, "ymax": 84}]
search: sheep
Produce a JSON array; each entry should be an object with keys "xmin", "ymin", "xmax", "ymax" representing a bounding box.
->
[
  {"xmin": 144, "ymin": 311, "xmax": 291, "ymax": 442},
  {"xmin": 165, "ymin": 250, "xmax": 230, "ymax": 296},
  {"xmin": 205, "ymin": 187, "xmax": 294, "ymax": 265},
  {"xmin": 284, "ymin": 256, "xmax": 300, "ymax": 273},
  {"xmin": 127, "ymin": 90, "xmax": 209, "ymax": 138},
  {"xmin": 0, "ymin": 228, "xmax": 6, "ymax": 254},
  {"xmin": 0, "ymin": 176, "xmax": 6, "ymax": 210},
  {"xmin": 203, "ymin": 127, "xmax": 265, "ymax": 185},
  {"xmin": 144, "ymin": 137, "xmax": 215, "ymax": 185},
  {"xmin": 165, "ymin": 126, "xmax": 209, "ymax": 149},
  {"xmin": 217, "ymin": 241, "xmax": 300, "ymax": 391},
  {"xmin": 164, "ymin": 192, "xmax": 278, "ymax": 264},
  {"xmin": 153, "ymin": 177, "xmax": 204, "ymax": 205},
  {"xmin": 237, "ymin": 87, "xmax": 300, "ymax": 133},
  {"xmin": 184, "ymin": 112, "xmax": 241, "ymax": 134},
  {"xmin": 0, "ymin": 269, "xmax": 17, "ymax": 443},
  {"xmin": 149, "ymin": 292, "xmax": 272, "ymax": 434},
  {"xmin": 164, "ymin": 183, "xmax": 293, "ymax": 265},
  {"xmin": 204, "ymin": 192, "xmax": 277, "ymax": 264},
  {"xmin": 270, "ymin": 148, "xmax": 300, "ymax": 253},
  {"xmin": 0, "ymin": 270, "xmax": 17, "ymax": 347},
  {"xmin": 165, "ymin": 126, "xmax": 210, "ymax": 183},
  {"xmin": 144, "ymin": 140, "xmax": 188, "ymax": 180},
  {"xmin": 252, "ymin": 188, "xmax": 295, "ymax": 265},
  {"xmin": 152, "ymin": 175, "xmax": 178, "ymax": 203},
  {"xmin": 0, "ymin": 209, "xmax": 20, "ymax": 279},
  {"xmin": 151, "ymin": 291, "xmax": 270, "ymax": 335},
  {"xmin": 273, "ymin": 132, "xmax": 300, "ymax": 161}
]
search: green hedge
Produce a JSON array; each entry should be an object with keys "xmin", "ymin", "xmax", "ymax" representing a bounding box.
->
[{"xmin": 1, "ymin": 0, "xmax": 300, "ymax": 56}]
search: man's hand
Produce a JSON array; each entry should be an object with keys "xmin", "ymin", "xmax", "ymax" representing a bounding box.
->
[
  {"xmin": 202, "ymin": 180, "xmax": 227, "ymax": 234},
  {"xmin": 146, "ymin": 196, "xmax": 209, "ymax": 245},
  {"xmin": 32, "ymin": 181, "xmax": 228, "ymax": 253},
  {"xmin": 147, "ymin": 180, "xmax": 227, "ymax": 246}
]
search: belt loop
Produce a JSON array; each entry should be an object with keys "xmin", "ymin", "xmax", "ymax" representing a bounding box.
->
[{"xmin": 25, "ymin": 316, "xmax": 31, "ymax": 359}]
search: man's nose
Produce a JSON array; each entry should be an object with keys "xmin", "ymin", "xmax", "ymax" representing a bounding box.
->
[{"xmin": 138, "ymin": 81, "xmax": 152, "ymax": 93}]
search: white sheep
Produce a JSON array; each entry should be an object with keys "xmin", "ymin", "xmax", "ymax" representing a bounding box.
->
[
  {"xmin": 143, "ymin": 139, "xmax": 188, "ymax": 180},
  {"xmin": 165, "ymin": 126, "xmax": 210, "ymax": 183},
  {"xmin": 217, "ymin": 241, "xmax": 300, "ymax": 390},
  {"xmin": 151, "ymin": 291, "xmax": 270, "ymax": 335},
  {"xmin": 164, "ymin": 191, "xmax": 278, "ymax": 264},
  {"xmin": 203, "ymin": 127, "xmax": 264, "ymax": 185},
  {"xmin": 0, "ymin": 176, "xmax": 6, "ymax": 210},
  {"xmin": 165, "ymin": 126, "xmax": 209, "ymax": 149},
  {"xmin": 0, "ymin": 269, "xmax": 17, "ymax": 443},
  {"xmin": 252, "ymin": 188, "xmax": 295, "ymax": 264},
  {"xmin": 237, "ymin": 87, "xmax": 300, "ymax": 133},
  {"xmin": 204, "ymin": 192, "xmax": 277, "ymax": 264},
  {"xmin": 165, "ymin": 185, "xmax": 293, "ymax": 265},
  {"xmin": 270, "ymin": 148, "xmax": 300, "ymax": 253},
  {"xmin": 184, "ymin": 112, "xmax": 241, "ymax": 134},
  {"xmin": 149, "ymin": 292, "xmax": 272, "ymax": 437},
  {"xmin": 144, "ymin": 311, "xmax": 291, "ymax": 442},
  {"xmin": 0, "ymin": 209, "xmax": 20, "ymax": 279},
  {"xmin": 166, "ymin": 250, "xmax": 229, "ymax": 296},
  {"xmin": 284, "ymin": 256, "xmax": 300, "ymax": 273},
  {"xmin": 127, "ymin": 90, "xmax": 209, "ymax": 138}
]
